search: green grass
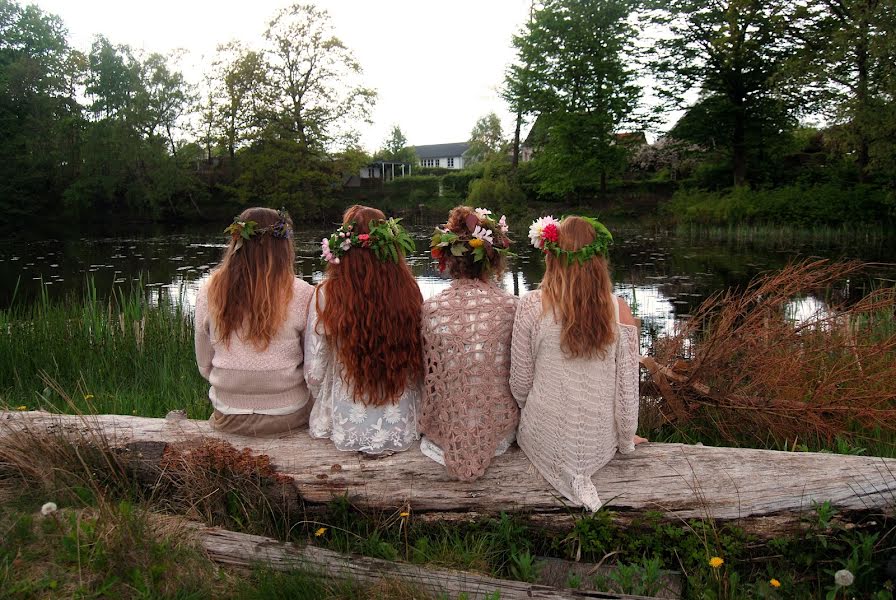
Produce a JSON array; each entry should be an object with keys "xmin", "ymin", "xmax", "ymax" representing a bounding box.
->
[
  {"xmin": 676, "ymin": 221, "xmax": 895, "ymax": 248},
  {"xmin": 0, "ymin": 278, "xmax": 209, "ymax": 418}
]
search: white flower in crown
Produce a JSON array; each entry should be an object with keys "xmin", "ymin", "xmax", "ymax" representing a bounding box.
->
[
  {"xmin": 498, "ymin": 215, "xmax": 509, "ymax": 234},
  {"xmin": 340, "ymin": 238, "xmax": 351, "ymax": 252},
  {"xmin": 474, "ymin": 207, "xmax": 492, "ymax": 220},
  {"xmin": 472, "ymin": 225, "xmax": 494, "ymax": 245},
  {"xmin": 529, "ymin": 216, "xmax": 560, "ymax": 250}
]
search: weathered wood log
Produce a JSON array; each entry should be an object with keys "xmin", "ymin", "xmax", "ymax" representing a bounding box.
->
[
  {"xmin": 3, "ymin": 411, "xmax": 895, "ymax": 538},
  {"xmin": 175, "ymin": 518, "xmax": 669, "ymax": 600}
]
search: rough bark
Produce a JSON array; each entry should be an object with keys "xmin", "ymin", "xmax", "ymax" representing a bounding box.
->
[
  {"xmin": 189, "ymin": 523, "xmax": 667, "ymax": 600},
  {"xmin": 3, "ymin": 411, "xmax": 894, "ymax": 539}
]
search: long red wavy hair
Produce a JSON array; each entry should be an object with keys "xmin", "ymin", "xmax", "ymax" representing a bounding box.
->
[
  {"xmin": 540, "ymin": 216, "xmax": 616, "ymax": 358},
  {"xmin": 316, "ymin": 205, "xmax": 423, "ymax": 406},
  {"xmin": 207, "ymin": 207, "xmax": 295, "ymax": 351}
]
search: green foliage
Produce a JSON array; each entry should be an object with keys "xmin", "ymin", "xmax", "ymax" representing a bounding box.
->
[
  {"xmin": 0, "ymin": 278, "xmax": 208, "ymax": 418},
  {"xmin": 649, "ymin": 0, "xmax": 803, "ymax": 187},
  {"xmin": 664, "ymin": 184, "xmax": 896, "ymax": 226},
  {"xmin": 467, "ymin": 112, "xmax": 506, "ymax": 164},
  {"xmin": 507, "ymin": 0, "xmax": 642, "ymax": 197},
  {"xmin": 467, "ymin": 175, "xmax": 526, "ymax": 208},
  {"xmin": 383, "ymin": 175, "xmax": 440, "ymax": 203},
  {"xmin": 374, "ymin": 125, "xmax": 417, "ymax": 166}
]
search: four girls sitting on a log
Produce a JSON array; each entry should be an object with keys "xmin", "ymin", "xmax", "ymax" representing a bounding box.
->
[{"xmin": 195, "ymin": 204, "xmax": 646, "ymax": 511}]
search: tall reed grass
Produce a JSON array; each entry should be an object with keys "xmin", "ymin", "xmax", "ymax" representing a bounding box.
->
[{"xmin": 0, "ymin": 278, "xmax": 209, "ymax": 418}]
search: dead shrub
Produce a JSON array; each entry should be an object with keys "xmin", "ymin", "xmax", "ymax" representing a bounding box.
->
[{"xmin": 642, "ymin": 259, "xmax": 896, "ymax": 447}]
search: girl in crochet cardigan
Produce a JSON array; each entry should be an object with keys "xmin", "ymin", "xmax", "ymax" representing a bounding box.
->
[
  {"xmin": 195, "ymin": 207, "xmax": 315, "ymax": 437},
  {"xmin": 419, "ymin": 206, "xmax": 519, "ymax": 480},
  {"xmin": 510, "ymin": 216, "xmax": 646, "ymax": 511}
]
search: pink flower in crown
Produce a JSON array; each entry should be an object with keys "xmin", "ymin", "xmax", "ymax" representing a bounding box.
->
[
  {"xmin": 498, "ymin": 215, "xmax": 509, "ymax": 234},
  {"xmin": 358, "ymin": 233, "xmax": 370, "ymax": 246},
  {"xmin": 321, "ymin": 238, "xmax": 337, "ymax": 264},
  {"xmin": 340, "ymin": 238, "xmax": 351, "ymax": 251},
  {"xmin": 472, "ymin": 225, "xmax": 494, "ymax": 245},
  {"xmin": 474, "ymin": 207, "xmax": 492, "ymax": 220},
  {"xmin": 542, "ymin": 223, "xmax": 559, "ymax": 243}
]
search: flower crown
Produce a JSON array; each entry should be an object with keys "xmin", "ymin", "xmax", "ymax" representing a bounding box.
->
[
  {"xmin": 224, "ymin": 209, "xmax": 293, "ymax": 251},
  {"xmin": 321, "ymin": 217, "xmax": 415, "ymax": 265},
  {"xmin": 529, "ymin": 215, "xmax": 613, "ymax": 264},
  {"xmin": 429, "ymin": 208, "xmax": 511, "ymax": 273}
]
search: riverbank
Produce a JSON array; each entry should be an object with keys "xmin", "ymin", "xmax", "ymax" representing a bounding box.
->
[{"xmin": 2, "ymin": 414, "xmax": 893, "ymax": 599}]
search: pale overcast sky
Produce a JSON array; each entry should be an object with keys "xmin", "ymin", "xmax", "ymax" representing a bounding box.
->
[{"xmin": 31, "ymin": 0, "xmax": 537, "ymax": 152}]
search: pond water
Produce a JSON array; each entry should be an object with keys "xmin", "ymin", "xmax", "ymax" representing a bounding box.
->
[{"xmin": 1, "ymin": 222, "xmax": 894, "ymax": 353}]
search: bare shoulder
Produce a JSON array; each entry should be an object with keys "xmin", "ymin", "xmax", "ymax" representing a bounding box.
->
[{"xmin": 615, "ymin": 296, "xmax": 637, "ymax": 327}]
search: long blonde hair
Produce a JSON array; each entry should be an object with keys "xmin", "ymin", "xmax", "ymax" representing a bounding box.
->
[
  {"xmin": 207, "ymin": 207, "xmax": 295, "ymax": 351},
  {"xmin": 540, "ymin": 216, "xmax": 616, "ymax": 358}
]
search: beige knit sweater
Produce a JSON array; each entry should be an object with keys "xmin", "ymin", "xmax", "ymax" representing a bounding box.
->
[
  {"xmin": 194, "ymin": 277, "xmax": 315, "ymax": 415},
  {"xmin": 510, "ymin": 291, "xmax": 639, "ymax": 511},
  {"xmin": 420, "ymin": 278, "xmax": 519, "ymax": 480}
]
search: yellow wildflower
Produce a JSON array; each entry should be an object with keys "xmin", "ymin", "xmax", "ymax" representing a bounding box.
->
[
  {"xmin": 15, "ymin": 405, "xmax": 27, "ymax": 411},
  {"xmin": 314, "ymin": 527, "xmax": 327, "ymax": 537},
  {"xmin": 83, "ymin": 394, "xmax": 94, "ymax": 400},
  {"xmin": 708, "ymin": 556, "xmax": 724, "ymax": 569},
  {"xmin": 469, "ymin": 238, "xmax": 484, "ymax": 248},
  {"xmin": 400, "ymin": 512, "xmax": 410, "ymax": 518},
  {"xmin": 770, "ymin": 579, "xmax": 781, "ymax": 588}
]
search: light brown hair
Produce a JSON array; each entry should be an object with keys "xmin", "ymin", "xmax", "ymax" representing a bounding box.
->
[
  {"xmin": 207, "ymin": 207, "xmax": 295, "ymax": 351},
  {"xmin": 540, "ymin": 216, "xmax": 616, "ymax": 358},
  {"xmin": 317, "ymin": 205, "xmax": 424, "ymax": 406}
]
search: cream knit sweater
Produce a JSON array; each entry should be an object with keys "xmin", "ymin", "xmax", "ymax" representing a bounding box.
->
[
  {"xmin": 510, "ymin": 291, "xmax": 639, "ymax": 511},
  {"xmin": 419, "ymin": 278, "xmax": 519, "ymax": 481},
  {"xmin": 194, "ymin": 277, "xmax": 315, "ymax": 415}
]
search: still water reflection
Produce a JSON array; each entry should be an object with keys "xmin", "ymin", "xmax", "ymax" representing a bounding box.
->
[{"xmin": 1, "ymin": 224, "xmax": 893, "ymax": 353}]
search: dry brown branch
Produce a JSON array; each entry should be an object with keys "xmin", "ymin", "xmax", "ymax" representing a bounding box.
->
[{"xmin": 644, "ymin": 260, "xmax": 896, "ymax": 447}]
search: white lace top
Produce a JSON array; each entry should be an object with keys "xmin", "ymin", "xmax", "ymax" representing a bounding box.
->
[
  {"xmin": 304, "ymin": 288, "xmax": 420, "ymax": 454},
  {"xmin": 510, "ymin": 291, "xmax": 639, "ymax": 511}
]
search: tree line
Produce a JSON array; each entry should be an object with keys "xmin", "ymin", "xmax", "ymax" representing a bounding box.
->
[
  {"xmin": 503, "ymin": 0, "xmax": 896, "ymax": 202},
  {"xmin": 1, "ymin": 0, "xmax": 894, "ymax": 227}
]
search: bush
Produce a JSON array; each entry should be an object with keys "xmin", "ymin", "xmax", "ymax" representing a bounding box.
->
[
  {"xmin": 664, "ymin": 184, "xmax": 895, "ymax": 226},
  {"xmin": 382, "ymin": 176, "xmax": 440, "ymax": 205}
]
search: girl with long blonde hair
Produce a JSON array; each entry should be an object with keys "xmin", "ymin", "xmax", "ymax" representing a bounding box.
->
[
  {"xmin": 195, "ymin": 207, "xmax": 315, "ymax": 436},
  {"xmin": 510, "ymin": 215, "xmax": 646, "ymax": 510},
  {"xmin": 305, "ymin": 205, "xmax": 423, "ymax": 453}
]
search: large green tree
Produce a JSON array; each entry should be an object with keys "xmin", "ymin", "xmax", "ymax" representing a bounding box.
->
[
  {"xmin": 0, "ymin": 0, "xmax": 80, "ymax": 220},
  {"xmin": 234, "ymin": 4, "xmax": 376, "ymax": 214},
  {"xmin": 467, "ymin": 112, "xmax": 505, "ymax": 164},
  {"xmin": 374, "ymin": 125, "xmax": 417, "ymax": 164},
  {"xmin": 796, "ymin": 0, "xmax": 896, "ymax": 182},
  {"xmin": 649, "ymin": 0, "xmax": 804, "ymax": 187},
  {"xmin": 506, "ymin": 0, "xmax": 642, "ymax": 197}
]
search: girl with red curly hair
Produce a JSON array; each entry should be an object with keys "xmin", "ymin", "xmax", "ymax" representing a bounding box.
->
[
  {"xmin": 304, "ymin": 205, "xmax": 423, "ymax": 453},
  {"xmin": 195, "ymin": 207, "xmax": 315, "ymax": 437}
]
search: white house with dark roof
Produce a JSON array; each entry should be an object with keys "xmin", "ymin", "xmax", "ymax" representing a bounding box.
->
[{"xmin": 413, "ymin": 142, "xmax": 470, "ymax": 170}]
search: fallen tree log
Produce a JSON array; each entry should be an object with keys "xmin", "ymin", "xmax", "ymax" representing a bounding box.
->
[
  {"xmin": 3, "ymin": 411, "xmax": 894, "ymax": 538},
  {"xmin": 186, "ymin": 521, "xmax": 668, "ymax": 600}
]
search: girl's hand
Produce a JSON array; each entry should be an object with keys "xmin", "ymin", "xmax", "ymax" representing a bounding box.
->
[{"xmin": 633, "ymin": 435, "xmax": 648, "ymax": 445}]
